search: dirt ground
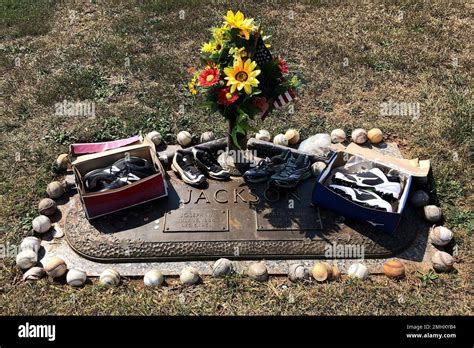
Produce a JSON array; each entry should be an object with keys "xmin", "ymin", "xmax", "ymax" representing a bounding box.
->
[{"xmin": 0, "ymin": 0, "xmax": 472, "ymax": 315}]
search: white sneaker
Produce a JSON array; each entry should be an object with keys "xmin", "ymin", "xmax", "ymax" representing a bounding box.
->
[
  {"xmin": 329, "ymin": 184, "xmax": 393, "ymax": 212},
  {"xmin": 333, "ymin": 167, "xmax": 401, "ymax": 200}
]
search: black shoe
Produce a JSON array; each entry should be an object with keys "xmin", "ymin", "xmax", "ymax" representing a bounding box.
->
[
  {"xmin": 243, "ymin": 150, "xmax": 291, "ymax": 183},
  {"xmin": 192, "ymin": 148, "xmax": 230, "ymax": 181},
  {"xmin": 113, "ymin": 156, "xmax": 155, "ymax": 178},
  {"xmin": 270, "ymin": 153, "xmax": 311, "ymax": 188},
  {"xmin": 83, "ymin": 167, "xmax": 121, "ymax": 191},
  {"xmin": 329, "ymin": 184, "xmax": 393, "ymax": 212},
  {"xmin": 83, "ymin": 156, "xmax": 154, "ymax": 191},
  {"xmin": 172, "ymin": 150, "xmax": 206, "ymax": 186}
]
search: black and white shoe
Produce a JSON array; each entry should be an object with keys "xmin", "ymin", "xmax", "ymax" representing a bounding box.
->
[
  {"xmin": 172, "ymin": 150, "xmax": 206, "ymax": 186},
  {"xmin": 83, "ymin": 156, "xmax": 154, "ymax": 192},
  {"xmin": 329, "ymin": 184, "xmax": 393, "ymax": 212},
  {"xmin": 332, "ymin": 167, "xmax": 401, "ymax": 200},
  {"xmin": 192, "ymin": 148, "xmax": 230, "ymax": 181}
]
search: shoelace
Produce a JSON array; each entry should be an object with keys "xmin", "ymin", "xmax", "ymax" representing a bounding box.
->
[
  {"xmin": 115, "ymin": 157, "xmax": 154, "ymax": 177},
  {"xmin": 278, "ymin": 157, "xmax": 298, "ymax": 176},
  {"xmin": 256, "ymin": 158, "xmax": 272, "ymax": 169}
]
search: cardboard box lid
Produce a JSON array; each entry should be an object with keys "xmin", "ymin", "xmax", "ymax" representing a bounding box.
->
[
  {"xmin": 70, "ymin": 135, "xmax": 142, "ymax": 156},
  {"xmin": 337, "ymin": 143, "xmax": 430, "ymax": 177},
  {"xmin": 72, "ymin": 143, "xmax": 153, "ymax": 165}
]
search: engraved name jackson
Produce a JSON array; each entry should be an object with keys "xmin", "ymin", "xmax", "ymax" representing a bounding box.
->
[{"xmin": 180, "ymin": 187, "xmax": 303, "ymax": 204}]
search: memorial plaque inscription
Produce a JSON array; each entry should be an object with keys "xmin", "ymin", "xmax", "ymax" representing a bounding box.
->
[
  {"xmin": 164, "ymin": 208, "xmax": 229, "ymax": 233},
  {"xmin": 256, "ymin": 207, "xmax": 323, "ymax": 231}
]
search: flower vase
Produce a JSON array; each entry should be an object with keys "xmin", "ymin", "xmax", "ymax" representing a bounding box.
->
[
  {"xmin": 227, "ymin": 112, "xmax": 247, "ymax": 151},
  {"xmin": 216, "ymin": 112, "xmax": 252, "ymax": 176}
]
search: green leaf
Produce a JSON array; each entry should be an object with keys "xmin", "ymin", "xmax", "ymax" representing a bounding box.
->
[
  {"xmin": 229, "ymin": 108, "xmax": 256, "ymax": 148},
  {"xmin": 230, "ymin": 125, "xmax": 244, "ymax": 149},
  {"xmin": 200, "ymin": 54, "xmax": 210, "ymax": 64},
  {"xmin": 229, "ymin": 28, "xmax": 248, "ymax": 48}
]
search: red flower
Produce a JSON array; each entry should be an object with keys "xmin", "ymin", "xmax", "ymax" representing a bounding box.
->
[
  {"xmin": 278, "ymin": 58, "xmax": 289, "ymax": 74},
  {"xmin": 198, "ymin": 66, "xmax": 220, "ymax": 87},
  {"xmin": 217, "ymin": 87, "xmax": 239, "ymax": 106}
]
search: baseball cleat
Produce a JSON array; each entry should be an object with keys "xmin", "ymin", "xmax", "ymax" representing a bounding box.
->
[
  {"xmin": 332, "ymin": 167, "xmax": 401, "ymax": 200},
  {"xmin": 329, "ymin": 184, "xmax": 394, "ymax": 212}
]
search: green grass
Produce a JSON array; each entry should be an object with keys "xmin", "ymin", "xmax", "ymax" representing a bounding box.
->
[
  {"xmin": 1, "ymin": 0, "xmax": 55, "ymax": 37},
  {"xmin": 36, "ymin": 65, "xmax": 109, "ymax": 105},
  {"xmin": 0, "ymin": 0, "xmax": 472, "ymax": 315},
  {"xmin": 445, "ymin": 208, "xmax": 474, "ymax": 232}
]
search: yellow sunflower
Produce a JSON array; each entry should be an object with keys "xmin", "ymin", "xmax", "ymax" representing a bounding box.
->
[
  {"xmin": 201, "ymin": 41, "xmax": 214, "ymax": 53},
  {"xmin": 201, "ymin": 39, "xmax": 224, "ymax": 55},
  {"xmin": 224, "ymin": 56, "xmax": 261, "ymax": 94},
  {"xmin": 223, "ymin": 10, "xmax": 256, "ymax": 40}
]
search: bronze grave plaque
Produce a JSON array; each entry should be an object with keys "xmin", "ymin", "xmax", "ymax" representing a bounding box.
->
[
  {"xmin": 63, "ymin": 169, "xmax": 426, "ymax": 261},
  {"xmin": 164, "ymin": 209, "xmax": 229, "ymax": 233}
]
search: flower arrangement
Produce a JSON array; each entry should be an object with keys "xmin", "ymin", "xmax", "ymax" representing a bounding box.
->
[{"xmin": 189, "ymin": 10, "xmax": 303, "ymax": 148}]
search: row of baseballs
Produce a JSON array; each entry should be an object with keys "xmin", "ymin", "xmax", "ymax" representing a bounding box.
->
[
  {"xmin": 145, "ymin": 130, "xmax": 216, "ymax": 147},
  {"xmin": 147, "ymin": 127, "xmax": 384, "ymax": 148},
  {"xmin": 18, "ymin": 253, "xmax": 455, "ymax": 287},
  {"xmin": 152, "ymin": 129, "xmax": 302, "ymax": 147},
  {"xmin": 409, "ymin": 191, "xmax": 456, "ymax": 274},
  {"xmin": 245, "ymin": 255, "xmax": 455, "ymax": 282},
  {"xmin": 256, "ymin": 128, "xmax": 384, "ymax": 146}
]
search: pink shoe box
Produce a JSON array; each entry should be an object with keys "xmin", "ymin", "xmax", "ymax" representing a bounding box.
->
[{"xmin": 72, "ymin": 138, "xmax": 168, "ymax": 219}]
